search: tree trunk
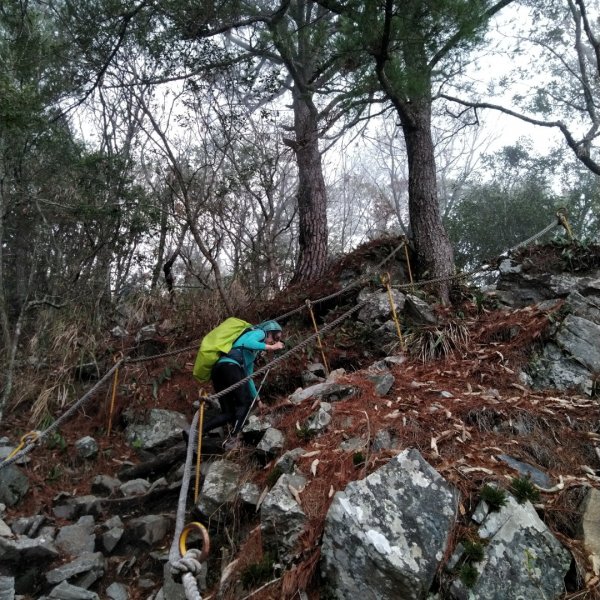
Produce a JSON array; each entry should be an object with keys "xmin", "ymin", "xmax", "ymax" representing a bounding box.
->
[
  {"xmin": 289, "ymin": 88, "xmax": 328, "ymax": 283},
  {"xmin": 402, "ymin": 102, "xmax": 454, "ymax": 303}
]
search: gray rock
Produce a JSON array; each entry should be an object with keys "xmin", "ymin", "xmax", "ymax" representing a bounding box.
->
[
  {"xmin": 372, "ymin": 430, "xmax": 396, "ymax": 451},
  {"xmin": 275, "ymin": 448, "xmax": 307, "ymax": 474},
  {"xmin": 0, "ymin": 533, "xmax": 58, "ymax": 561},
  {"xmin": 0, "ymin": 520, "xmax": 12, "ymax": 538},
  {"xmin": 451, "ymin": 494, "xmax": 570, "ymax": 600},
  {"xmin": 48, "ymin": 581, "xmax": 99, "ymax": 599},
  {"xmin": 106, "ymin": 582, "xmax": 128, "ymax": 600},
  {"xmin": 404, "ymin": 294, "xmax": 437, "ymax": 325},
  {"xmin": 556, "ymin": 314, "xmax": 600, "ymax": 373},
  {"xmin": 367, "ymin": 372, "xmax": 395, "ymax": 396},
  {"xmin": 119, "ymin": 479, "xmax": 151, "ymax": 497},
  {"xmin": 111, "ymin": 326, "xmax": 128, "ymax": 339},
  {"xmin": 321, "ymin": 448, "xmax": 458, "ymax": 599},
  {"xmin": 0, "ymin": 576, "xmax": 14, "ymax": 600},
  {"xmin": 135, "ymin": 324, "xmax": 158, "ymax": 343},
  {"xmin": 91, "ymin": 475, "xmax": 121, "ymax": 496},
  {"xmin": 127, "ymin": 515, "xmax": 171, "ymax": 547},
  {"xmin": 0, "ymin": 466, "xmax": 29, "ymax": 507},
  {"xmin": 45, "ymin": 552, "xmax": 105, "ymax": 586},
  {"xmin": 242, "ymin": 415, "xmax": 272, "ymax": 435},
  {"xmin": 499, "ymin": 259, "xmax": 522, "ymax": 275},
  {"xmin": 578, "ymin": 487, "xmax": 600, "ymax": 575},
  {"xmin": 306, "ymin": 407, "xmax": 332, "ymax": 433},
  {"xmin": 357, "ymin": 288, "xmax": 406, "ymax": 324},
  {"xmin": 339, "ymin": 437, "xmax": 367, "ymax": 452},
  {"xmin": 565, "ymin": 291, "xmax": 600, "ymax": 325},
  {"xmin": 124, "ymin": 409, "xmax": 189, "ymax": 451},
  {"xmin": 289, "ymin": 382, "xmax": 357, "ymax": 405},
  {"xmin": 497, "ymin": 454, "xmax": 553, "ymax": 488},
  {"xmin": 239, "ymin": 482, "xmax": 261, "ymax": 507},
  {"xmin": 261, "ymin": 473, "xmax": 307, "ymax": 562},
  {"xmin": 74, "ymin": 436, "xmax": 98, "ymax": 459},
  {"xmin": 11, "ymin": 515, "xmax": 44, "ymax": 537},
  {"xmin": 102, "ymin": 526, "xmax": 123, "ymax": 553},
  {"xmin": 197, "ymin": 460, "xmax": 241, "ymax": 522},
  {"xmin": 55, "ymin": 516, "xmax": 96, "ymax": 557},
  {"xmin": 256, "ymin": 428, "xmax": 285, "ymax": 456},
  {"xmin": 52, "ymin": 495, "xmax": 103, "ymax": 520}
]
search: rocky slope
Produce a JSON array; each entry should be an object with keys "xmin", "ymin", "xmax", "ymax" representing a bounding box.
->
[{"xmin": 0, "ymin": 240, "xmax": 599, "ymax": 600}]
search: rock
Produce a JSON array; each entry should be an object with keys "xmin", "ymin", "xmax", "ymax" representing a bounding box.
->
[
  {"xmin": 239, "ymin": 482, "xmax": 261, "ymax": 507},
  {"xmin": 135, "ymin": 324, "xmax": 158, "ymax": 343},
  {"xmin": 357, "ymin": 288, "xmax": 406, "ymax": 324},
  {"xmin": 197, "ymin": 460, "xmax": 241, "ymax": 522},
  {"xmin": 110, "ymin": 326, "xmax": 128, "ymax": 339},
  {"xmin": 91, "ymin": 475, "xmax": 121, "ymax": 497},
  {"xmin": 102, "ymin": 525, "xmax": 123, "ymax": 553},
  {"xmin": 45, "ymin": 552, "xmax": 105, "ymax": 587},
  {"xmin": 256, "ymin": 428, "xmax": 285, "ymax": 456},
  {"xmin": 367, "ymin": 372, "xmax": 395, "ymax": 396},
  {"xmin": 127, "ymin": 515, "xmax": 171, "ymax": 547},
  {"xmin": 48, "ymin": 580, "xmax": 99, "ymax": 599},
  {"xmin": 55, "ymin": 516, "xmax": 96, "ymax": 557},
  {"xmin": 289, "ymin": 382, "xmax": 357, "ymax": 405},
  {"xmin": 275, "ymin": 449, "xmax": 307, "ymax": 474},
  {"xmin": 74, "ymin": 437, "xmax": 98, "ymax": 459},
  {"xmin": 321, "ymin": 448, "xmax": 458, "ymax": 599},
  {"xmin": 0, "ymin": 533, "xmax": 58, "ymax": 562},
  {"xmin": 124, "ymin": 409, "xmax": 189, "ymax": 451},
  {"xmin": 306, "ymin": 406, "xmax": 332, "ymax": 433},
  {"xmin": 578, "ymin": 487, "xmax": 600, "ymax": 575},
  {"xmin": 451, "ymin": 494, "xmax": 570, "ymax": 599},
  {"xmin": 242, "ymin": 415, "xmax": 272, "ymax": 436},
  {"xmin": 52, "ymin": 495, "xmax": 103, "ymax": 520},
  {"xmin": 339, "ymin": 437, "xmax": 367, "ymax": 452},
  {"xmin": 556, "ymin": 314, "xmax": 600, "ymax": 373},
  {"xmin": 0, "ymin": 466, "xmax": 29, "ymax": 507},
  {"xmin": 497, "ymin": 454, "xmax": 553, "ymax": 488},
  {"xmin": 404, "ymin": 294, "xmax": 437, "ymax": 325},
  {"xmin": 261, "ymin": 473, "xmax": 307, "ymax": 562},
  {"xmin": 119, "ymin": 479, "xmax": 151, "ymax": 497},
  {"xmin": 106, "ymin": 582, "xmax": 128, "ymax": 600},
  {"xmin": 499, "ymin": 259, "xmax": 522, "ymax": 275},
  {"xmin": 0, "ymin": 576, "xmax": 14, "ymax": 600},
  {"xmin": 0, "ymin": 520, "xmax": 12, "ymax": 538},
  {"xmin": 564, "ymin": 291, "xmax": 600, "ymax": 325},
  {"xmin": 11, "ymin": 515, "xmax": 44, "ymax": 537},
  {"xmin": 326, "ymin": 368, "xmax": 346, "ymax": 382}
]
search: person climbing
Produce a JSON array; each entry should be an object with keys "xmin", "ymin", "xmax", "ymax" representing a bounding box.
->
[{"xmin": 202, "ymin": 320, "xmax": 284, "ymax": 449}]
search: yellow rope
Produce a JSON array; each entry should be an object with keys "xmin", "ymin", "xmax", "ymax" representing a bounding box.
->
[
  {"xmin": 4, "ymin": 431, "xmax": 39, "ymax": 462},
  {"xmin": 381, "ymin": 272, "xmax": 405, "ymax": 351},
  {"xmin": 194, "ymin": 400, "xmax": 205, "ymax": 503},
  {"xmin": 306, "ymin": 299, "xmax": 330, "ymax": 375}
]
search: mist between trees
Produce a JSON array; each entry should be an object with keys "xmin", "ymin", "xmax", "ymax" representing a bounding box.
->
[{"xmin": 0, "ymin": 0, "xmax": 598, "ymax": 417}]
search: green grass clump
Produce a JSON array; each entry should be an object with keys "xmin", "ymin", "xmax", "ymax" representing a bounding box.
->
[
  {"xmin": 480, "ymin": 484, "xmax": 507, "ymax": 512},
  {"xmin": 462, "ymin": 539, "xmax": 485, "ymax": 563},
  {"xmin": 459, "ymin": 563, "xmax": 479, "ymax": 588},
  {"xmin": 240, "ymin": 553, "xmax": 274, "ymax": 589},
  {"xmin": 510, "ymin": 477, "xmax": 541, "ymax": 504},
  {"xmin": 353, "ymin": 451, "xmax": 365, "ymax": 466}
]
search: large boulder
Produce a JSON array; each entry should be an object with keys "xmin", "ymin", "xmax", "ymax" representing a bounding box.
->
[
  {"xmin": 197, "ymin": 460, "xmax": 241, "ymax": 523},
  {"xmin": 321, "ymin": 448, "xmax": 458, "ymax": 599},
  {"xmin": 0, "ymin": 466, "xmax": 29, "ymax": 507},
  {"xmin": 450, "ymin": 494, "xmax": 571, "ymax": 599},
  {"xmin": 124, "ymin": 409, "xmax": 189, "ymax": 451}
]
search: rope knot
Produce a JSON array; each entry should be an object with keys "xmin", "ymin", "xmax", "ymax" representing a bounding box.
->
[{"xmin": 170, "ymin": 549, "xmax": 205, "ymax": 579}]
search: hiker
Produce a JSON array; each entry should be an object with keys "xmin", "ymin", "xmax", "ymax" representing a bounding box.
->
[{"xmin": 201, "ymin": 320, "xmax": 284, "ymax": 446}]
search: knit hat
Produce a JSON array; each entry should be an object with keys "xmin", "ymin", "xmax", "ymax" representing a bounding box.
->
[{"xmin": 257, "ymin": 320, "xmax": 282, "ymax": 333}]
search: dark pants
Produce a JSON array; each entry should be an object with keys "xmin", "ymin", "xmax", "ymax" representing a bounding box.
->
[{"xmin": 202, "ymin": 362, "xmax": 253, "ymax": 435}]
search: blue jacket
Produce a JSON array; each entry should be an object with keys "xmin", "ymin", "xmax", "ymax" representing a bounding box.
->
[{"xmin": 216, "ymin": 329, "xmax": 267, "ymax": 398}]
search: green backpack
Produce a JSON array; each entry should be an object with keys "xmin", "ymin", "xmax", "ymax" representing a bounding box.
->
[{"xmin": 192, "ymin": 317, "xmax": 253, "ymax": 382}]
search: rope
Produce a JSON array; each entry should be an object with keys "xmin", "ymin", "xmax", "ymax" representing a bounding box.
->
[{"xmin": 0, "ymin": 216, "xmax": 563, "ymax": 472}]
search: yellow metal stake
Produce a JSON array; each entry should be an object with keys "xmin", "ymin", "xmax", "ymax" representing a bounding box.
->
[
  {"xmin": 556, "ymin": 207, "xmax": 574, "ymax": 240},
  {"xmin": 381, "ymin": 272, "xmax": 406, "ymax": 351},
  {"xmin": 306, "ymin": 299, "xmax": 330, "ymax": 375},
  {"xmin": 194, "ymin": 400, "xmax": 205, "ymax": 503},
  {"xmin": 107, "ymin": 354, "xmax": 121, "ymax": 436},
  {"xmin": 403, "ymin": 241, "xmax": 414, "ymax": 288}
]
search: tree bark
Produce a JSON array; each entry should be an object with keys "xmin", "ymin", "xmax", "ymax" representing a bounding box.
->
[
  {"xmin": 288, "ymin": 87, "xmax": 328, "ymax": 283},
  {"xmin": 402, "ymin": 102, "xmax": 455, "ymax": 303}
]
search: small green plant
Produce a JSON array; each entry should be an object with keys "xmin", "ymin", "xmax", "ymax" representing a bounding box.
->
[
  {"xmin": 46, "ymin": 431, "xmax": 67, "ymax": 451},
  {"xmin": 240, "ymin": 553, "xmax": 274, "ymax": 589},
  {"xmin": 266, "ymin": 466, "xmax": 283, "ymax": 488},
  {"xmin": 353, "ymin": 452, "xmax": 365, "ymax": 466},
  {"xmin": 131, "ymin": 437, "xmax": 143, "ymax": 450},
  {"xmin": 459, "ymin": 563, "xmax": 479, "ymax": 588},
  {"xmin": 510, "ymin": 477, "xmax": 541, "ymax": 504},
  {"xmin": 480, "ymin": 484, "xmax": 507, "ymax": 511},
  {"xmin": 462, "ymin": 539, "xmax": 485, "ymax": 563},
  {"xmin": 46, "ymin": 464, "xmax": 63, "ymax": 482},
  {"xmin": 296, "ymin": 425, "xmax": 316, "ymax": 441}
]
